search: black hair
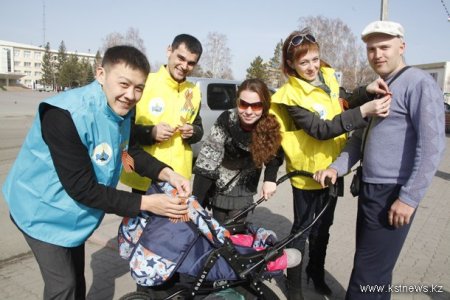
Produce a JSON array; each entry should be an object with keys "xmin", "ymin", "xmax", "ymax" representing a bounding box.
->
[
  {"xmin": 171, "ymin": 34, "xmax": 203, "ymax": 60},
  {"xmin": 102, "ymin": 45, "xmax": 150, "ymax": 74}
]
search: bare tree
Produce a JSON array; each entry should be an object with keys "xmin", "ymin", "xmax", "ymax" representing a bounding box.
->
[
  {"xmin": 124, "ymin": 28, "xmax": 146, "ymax": 53},
  {"xmin": 201, "ymin": 32, "xmax": 233, "ymax": 79},
  {"xmin": 101, "ymin": 27, "xmax": 146, "ymax": 54},
  {"xmin": 297, "ymin": 16, "xmax": 373, "ymax": 89}
]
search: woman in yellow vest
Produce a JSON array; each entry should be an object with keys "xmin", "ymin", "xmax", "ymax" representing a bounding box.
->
[{"xmin": 270, "ymin": 28, "xmax": 391, "ymax": 299}]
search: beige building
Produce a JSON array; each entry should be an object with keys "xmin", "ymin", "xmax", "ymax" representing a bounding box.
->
[
  {"xmin": 0, "ymin": 39, "xmax": 96, "ymax": 90},
  {"xmin": 413, "ymin": 61, "xmax": 450, "ymax": 103}
]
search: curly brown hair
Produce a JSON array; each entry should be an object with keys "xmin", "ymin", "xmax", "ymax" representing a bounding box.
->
[
  {"xmin": 251, "ymin": 113, "xmax": 281, "ymax": 168},
  {"xmin": 236, "ymin": 79, "xmax": 282, "ymax": 168}
]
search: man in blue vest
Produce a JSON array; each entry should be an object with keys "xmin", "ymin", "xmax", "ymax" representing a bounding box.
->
[{"xmin": 2, "ymin": 45, "xmax": 190, "ymax": 300}]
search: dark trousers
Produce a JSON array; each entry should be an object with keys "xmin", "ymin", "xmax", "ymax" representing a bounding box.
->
[
  {"xmin": 212, "ymin": 206, "xmax": 248, "ymax": 224},
  {"xmin": 132, "ymin": 188, "xmax": 146, "ymax": 195},
  {"xmin": 345, "ymin": 183, "xmax": 415, "ymax": 300},
  {"xmin": 21, "ymin": 230, "xmax": 86, "ymax": 300},
  {"xmin": 289, "ymin": 186, "xmax": 338, "ymax": 259}
]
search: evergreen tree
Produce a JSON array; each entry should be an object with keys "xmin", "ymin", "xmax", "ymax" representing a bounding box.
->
[
  {"xmin": 59, "ymin": 54, "xmax": 81, "ymax": 88},
  {"xmin": 56, "ymin": 41, "xmax": 68, "ymax": 87},
  {"xmin": 85, "ymin": 62, "xmax": 95, "ymax": 84},
  {"xmin": 41, "ymin": 42, "xmax": 54, "ymax": 88},
  {"xmin": 267, "ymin": 40, "xmax": 284, "ymax": 88},
  {"xmin": 95, "ymin": 50, "xmax": 102, "ymax": 69},
  {"xmin": 79, "ymin": 58, "xmax": 95, "ymax": 85},
  {"xmin": 246, "ymin": 56, "xmax": 268, "ymax": 83}
]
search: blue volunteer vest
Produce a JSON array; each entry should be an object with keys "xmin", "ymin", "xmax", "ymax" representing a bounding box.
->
[{"xmin": 2, "ymin": 81, "xmax": 130, "ymax": 247}]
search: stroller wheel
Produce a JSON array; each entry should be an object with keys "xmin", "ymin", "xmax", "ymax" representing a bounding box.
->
[
  {"xmin": 119, "ymin": 291, "xmax": 153, "ymax": 300},
  {"xmin": 230, "ymin": 281, "xmax": 280, "ymax": 300},
  {"xmin": 118, "ymin": 289, "xmax": 188, "ymax": 300}
]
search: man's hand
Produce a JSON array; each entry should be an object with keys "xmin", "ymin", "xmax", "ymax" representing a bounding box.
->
[
  {"xmin": 157, "ymin": 167, "xmax": 191, "ymax": 197},
  {"xmin": 261, "ymin": 181, "xmax": 277, "ymax": 200},
  {"xmin": 178, "ymin": 124, "xmax": 194, "ymax": 139},
  {"xmin": 313, "ymin": 168, "xmax": 338, "ymax": 188},
  {"xmin": 388, "ymin": 199, "xmax": 415, "ymax": 228},
  {"xmin": 152, "ymin": 122, "xmax": 175, "ymax": 142},
  {"xmin": 140, "ymin": 194, "xmax": 188, "ymax": 219}
]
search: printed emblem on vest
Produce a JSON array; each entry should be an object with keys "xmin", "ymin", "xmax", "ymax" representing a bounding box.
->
[
  {"xmin": 149, "ymin": 98, "xmax": 165, "ymax": 116},
  {"xmin": 312, "ymin": 103, "xmax": 327, "ymax": 120},
  {"xmin": 92, "ymin": 143, "xmax": 113, "ymax": 165}
]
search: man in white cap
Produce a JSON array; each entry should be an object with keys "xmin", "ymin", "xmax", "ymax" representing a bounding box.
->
[{"xmin": 314, "ymin": 20, "xmax": 445, "ymax": 299}]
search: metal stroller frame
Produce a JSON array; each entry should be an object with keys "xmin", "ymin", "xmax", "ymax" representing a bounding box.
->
[{"xmin": 119, "ymin": 171, "xmax": 337, "ymax": 300}]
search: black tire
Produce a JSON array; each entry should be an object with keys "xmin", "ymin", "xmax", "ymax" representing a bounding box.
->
[
  {"xmin": 118, "ymin": 289, "xmax": 188, "ymax": 300},
  {"xmin": 230, "ymin": 281, "xmax": 279, "ymax": 300},
  {"xmin": 119, "ymin": 291, "xmax": 153, "ymax": 300}
]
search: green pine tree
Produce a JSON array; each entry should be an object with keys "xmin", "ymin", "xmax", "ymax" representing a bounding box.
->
[
  {"xmin": 246, "ymin": 56, "xmax": 268, "ymax": 83},
  {"xmin": 41, "ymin": 43, "xmax": 54, "ymax": 88}
]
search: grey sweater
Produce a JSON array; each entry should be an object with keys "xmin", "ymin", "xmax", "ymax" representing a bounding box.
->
[{"xmin": 331, "ymin": 67, "xmax": 446, "ymax": 208}]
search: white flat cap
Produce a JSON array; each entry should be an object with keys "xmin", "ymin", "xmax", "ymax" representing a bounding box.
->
[{"xmin": 361, "ymin": 21, "xmax": 404, "ymax": 42}]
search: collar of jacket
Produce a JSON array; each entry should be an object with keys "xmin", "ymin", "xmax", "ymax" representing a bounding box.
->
[
  {"xmin": 288, "ymin": 67, "xmax": 334, "ymax": 95},
  {"xmin": 227, "ymin": 109, "xmax": 252, "ymax": 149},
  {"xmin": 158, "ymin": 65, "xmax": 190, "ymax": 91},
  {"xmin": 92, "ymin": 80, "xmax": 128, "ymax": 124}
]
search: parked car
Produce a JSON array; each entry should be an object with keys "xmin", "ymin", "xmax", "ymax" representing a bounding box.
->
[
  {"xmin": 187, "ymin": 77, "xmax": 241, "ymax": 158},
  {"xmin": 445, "ymin": 102, "xmax": 450, "ymax": 133},
  {"xmin": 36, "ymin": 84, "xmax": 53, "ymax": 92}
]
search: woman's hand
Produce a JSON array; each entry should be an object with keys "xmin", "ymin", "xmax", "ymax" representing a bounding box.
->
[
  {"xmin": 360, "ymin": 94, "xmax": 392, "ymax": 118},
  {"xmin": 261, "ymin": 181, "xmax": 277, "ymax": 200},
  {"xmin": 366, "ymin": 78, "xmax": 390, "ymax": 95}
]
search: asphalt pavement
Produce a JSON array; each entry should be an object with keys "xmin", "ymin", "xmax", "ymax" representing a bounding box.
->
[{"xmin": 0, "ymin": 90, "xmax": 449, "ymax": 299}]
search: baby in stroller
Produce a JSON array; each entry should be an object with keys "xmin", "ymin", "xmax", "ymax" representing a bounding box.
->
[{"xmin": 118, "ymin": 181, "xmax": 302, "ymax": 299}]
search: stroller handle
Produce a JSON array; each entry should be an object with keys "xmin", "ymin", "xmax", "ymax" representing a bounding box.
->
[{"xmin": 224, "ymin": 170, "xmax": 336, "ymax": 225}]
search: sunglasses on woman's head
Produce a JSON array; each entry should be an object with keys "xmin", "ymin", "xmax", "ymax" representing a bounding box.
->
[
  {"xmin": 287, "ymin": 34, "xmax": 317, "ymax": 53},
  {"xmin": 238, "ymin": 99, "xmax": 264, "ymax": 111}
]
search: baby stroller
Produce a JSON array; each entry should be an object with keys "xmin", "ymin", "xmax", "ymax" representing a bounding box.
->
[{"xmin": 118, "ymin": 171, "xmax": 336, "ymax": 300}]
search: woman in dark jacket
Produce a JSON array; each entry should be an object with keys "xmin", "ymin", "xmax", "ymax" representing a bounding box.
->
[{"xmin": 192, "ymin": 78, "xmax": 283, "ymax": 223}]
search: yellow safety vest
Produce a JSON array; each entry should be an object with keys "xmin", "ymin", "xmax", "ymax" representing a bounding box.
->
[
  {"xmin": 270, "ymin": 67, "xmax": 347, "ymax": 190},
  {"xmin": 120, "ymin": 66, "xmax": 201, "ymax": 191}
]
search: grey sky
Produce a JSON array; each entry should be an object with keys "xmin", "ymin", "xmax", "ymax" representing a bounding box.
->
[{"xmin": 1, "ymin": 0, "xmax": 449, "ymax": 79}]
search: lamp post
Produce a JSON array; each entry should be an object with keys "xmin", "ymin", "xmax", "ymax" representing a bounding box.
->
[{"xmin": 380, "ymin": 0, "xmax": 389, "ymax": 20}]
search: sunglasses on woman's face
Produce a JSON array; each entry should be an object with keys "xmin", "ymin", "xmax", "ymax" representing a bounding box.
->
[
  {"xmin": 238, "ymin": 99, "xmax": 264, "ymax": 111},
  {"xmin": 287, "ymin": 34, "xmax": 317, "ymax": 53}
]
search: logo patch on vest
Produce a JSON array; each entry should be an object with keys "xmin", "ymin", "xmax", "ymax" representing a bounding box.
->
[
  {"xmin": 149, "ymin": 98, "xmax": 165, "ymax": 116},
  {"xmin": 312, "ymin": 103, "xmax": 327, "ymax": 120},
  {"xmin": 92, "ymin": 143, "xmax": 113, "ymax": 165}
]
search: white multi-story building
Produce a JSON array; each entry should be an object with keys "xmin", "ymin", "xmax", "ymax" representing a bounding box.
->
[
  {"xmin": 0, "ymin": 39, "xmax": 96, "ymax": 89},
  {"xmin": 413, "ymin": 61, "xmax": 450, "ymax": 103}
]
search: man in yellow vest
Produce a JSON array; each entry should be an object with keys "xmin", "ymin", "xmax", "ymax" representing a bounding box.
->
[{"xmin": 121, "ymin": 34, "xmax": 203, "ymax": 194}]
